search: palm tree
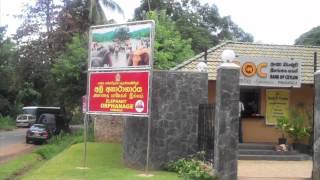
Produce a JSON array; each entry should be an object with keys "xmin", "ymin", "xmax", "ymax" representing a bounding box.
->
[{"xmin": 89, "ymin": 0, "xmax": 124, "ymax": 25}]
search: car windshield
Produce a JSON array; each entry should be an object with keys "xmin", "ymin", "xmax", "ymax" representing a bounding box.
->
[
  {"xmin": 30, "ymin": 124, "xmax": 46, "ymax": 131},
  {"xmin": 18, "ymin": 116, "xmax": 28, "ymax": 120},
  {"xmin": 29, "ymin": 116, "xmax": 36, "ymax": 120}
]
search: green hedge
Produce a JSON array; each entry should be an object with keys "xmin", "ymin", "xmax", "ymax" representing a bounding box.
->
[{"xmin": 35, "ymin": 130, "xmax": 87, "ymax": 160}]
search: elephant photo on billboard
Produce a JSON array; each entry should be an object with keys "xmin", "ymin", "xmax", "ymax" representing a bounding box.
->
[{"xmin": 90, "ymin": 22, "xmax": 153, "ymax": 69}]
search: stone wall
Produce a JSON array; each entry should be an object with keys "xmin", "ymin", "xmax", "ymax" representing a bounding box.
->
[
  {"xmin": 123, "ymin": 70, "xmax": 208, "ymax": 169},
  {"xmin": 94, "ymin": 115, "xmax": 124, "ymax": 143}
]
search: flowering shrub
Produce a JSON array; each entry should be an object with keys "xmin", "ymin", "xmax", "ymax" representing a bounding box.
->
[{"xmin": 165, "ymin": 152, "xmax": 217, "ymax": 180}]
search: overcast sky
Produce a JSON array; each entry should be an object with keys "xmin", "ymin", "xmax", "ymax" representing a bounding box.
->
[{"xmin": 1, "ymin": 0, "xmax": 319, "ymax": 45}]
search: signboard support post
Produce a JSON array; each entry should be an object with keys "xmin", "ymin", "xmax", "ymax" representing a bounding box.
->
[
  {"xmin": 145, "ymin": 21, "xmax": 155, "ymax": 177},
  {"xmin": 145, "ymin": 68, "xmax": 153, "ymax": 175},
  {"xmin": 83, "ymin": 113, "xmax": 88, "ymax": 168},
  {"xmin": 77, "ymin": 113, "xmax": 89, "ymax": 170},
  {"xmin": 145, "ymin": 115, "xmax": 151, "ymax": 174}
]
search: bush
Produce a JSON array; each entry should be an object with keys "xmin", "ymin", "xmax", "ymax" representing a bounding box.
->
[
  {"xmin": 70, "ymin": 106, "xmax": 84, "ymax": 125},
  {"xmin": 276, "ymin": 117, "xmax": 289, "ymax": 139},
  {"xmin": 287, "ymin": 108, "xmax": 311, "ymax": 143},
  {"xmin": 0, "ymin": 115, "xmax": 15, "ymax": 130},
  {"xmin": 165, "ymin": 153, "xmax": 217, "ymax": 180}
]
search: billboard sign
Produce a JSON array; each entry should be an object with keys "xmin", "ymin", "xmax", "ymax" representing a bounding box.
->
[
  {"xmin": 89, "ymin": 21, "xmax": 154, "ymax": 69},
  {"xmin": 234, "ymin": 56, "xmax": 301, "ymax": 87},
  {"xmin": 88, "ymin": 71, "xmax": 150, "ymax": 116}
]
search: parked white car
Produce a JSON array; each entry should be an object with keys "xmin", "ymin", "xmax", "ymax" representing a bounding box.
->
[{"xmin": 16, "ymin": 114, "xmax": 36, "ymax": 127}]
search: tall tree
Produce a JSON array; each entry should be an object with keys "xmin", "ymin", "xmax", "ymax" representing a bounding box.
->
[
  {"xmin": 0, "ymin": 26, "xmax": 18, "ymax": 115},
  {"xmin": 89, "ymin": 0, "xmax": 124, "ymax": 25},
  {"xmin": 135, "ymin": 0, "xmax": 253, "ymax": 53},
  {"xmin": 147, "ymin": 11, "xmax": 194, "ymax": 69},
  {"xmin": 295, "ymin": 26, "xmax": 320, "ymax": 46},
  {"xmin": 14, "ymin": 0, "xmax": 71, "ymax": 105},
  {"xmin": 114, "ymin": 26, "xmax": 130, "ymax": 41},
  {"xmin": 50, "ymin": 34, "xmax": 87, "ymax": 111},
  {"xmin": 59, "ymin": 0, "xmax": 90, "ymax": 34},
  {"xmin": 15, "ymin": 0, "xmax": 62, "ymax": 68}
]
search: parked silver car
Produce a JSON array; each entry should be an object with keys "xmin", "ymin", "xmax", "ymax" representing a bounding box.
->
[{"xmin": 16, "ymin": 114, "xmax": 36, "ymax": 127}]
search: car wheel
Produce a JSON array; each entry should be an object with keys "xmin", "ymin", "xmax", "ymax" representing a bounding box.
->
[{"xmin": 26, "ymin": 138, "xmax": 31, "ymax": 144}]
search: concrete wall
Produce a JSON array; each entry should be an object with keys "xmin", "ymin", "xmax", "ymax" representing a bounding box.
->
[{"xmin": 123, "ymin": 70, "xmax": 208, "ymax": 169}]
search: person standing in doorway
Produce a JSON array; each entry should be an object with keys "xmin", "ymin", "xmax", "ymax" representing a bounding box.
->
[{"xmin": 239, "ymin": 101, "xmax": 245, "ymax": 143}]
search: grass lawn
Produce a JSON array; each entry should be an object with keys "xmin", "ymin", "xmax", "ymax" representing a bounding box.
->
[
  {"xmin": 0, "ymin": 153, "xmax": 43, "ymax": 179},
  {"xmin": 24, "ymin": 143, "xmax": 181, "ymax": 180}
]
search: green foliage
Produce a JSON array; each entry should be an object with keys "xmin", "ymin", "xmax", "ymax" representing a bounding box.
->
[
  {"xmin": 0, "ymin": 26, "xmax": 18, "ymax": 116},
  {"xmin": 286, "ymin": 109, "xmax": 311, "ymax": 143},
  {"xmin": 277, "ymin": 107, "xmax": 312, "ymax": 143},
  {"xmin": 90, "ymin": 0, "xmax": 124, "ymax": 25},
  {"xmin": 276, "ymin": 117, "xmax": 289, "ymax": 139},
  {"xmin": 295, "ymin": 26, "xmax": 320, "ymax": 46},
  {"xmin": 135, "ymin": 0, "xmax": 253, "ymax": 53},
  {"xmin": 165, "ymin": 154, "xmax": 217, "ymax": 180},
  {"xmin": 16, "ymin": 82, "xmax": 41, "ymax": 106},
  {"xmin": 14, "ymin": 0, "xmax": 90, "ymax": 108},
  {"xmin": 0, "ymin": 115, "xmax": 15, "ymax": 130},
  {"xmin": 147, "ymin": 10, "xmax": 194, "ymax": 69},
  {"xmin": 58, "ymin": 0, "xmax": 90, "ymax": 33},
  {"xmin": 287, "ymin": 125, "xmax": 310, "ymax": 143},
  {"xmin": 51, "ymin": 34, "xmax": 87, "ymax": 111},
  {"xmin": 35, "ymin": 130, "xmax": 85, "ymax": 160},
  {"xmin": 114, "ymin": 26, "xmax": 130, "ymax": 41},
  {"xmin": 70, "ymin": 106, "xmax": 84, "ymax": 125}
]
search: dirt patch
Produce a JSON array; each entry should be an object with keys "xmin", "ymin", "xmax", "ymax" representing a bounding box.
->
[{"xmin": 0, "ymin": 143, "xmax": 36, "ymax": 164}]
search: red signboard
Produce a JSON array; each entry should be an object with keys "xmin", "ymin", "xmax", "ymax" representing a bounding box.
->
[{"xmin": 88, "ymin": 71, "xmax": 149, "ymax": 116}]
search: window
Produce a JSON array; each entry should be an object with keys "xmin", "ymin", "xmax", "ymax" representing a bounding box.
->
[{"xmin": 240, "ymin": 88, "xmax": 260, "ymax": 117}]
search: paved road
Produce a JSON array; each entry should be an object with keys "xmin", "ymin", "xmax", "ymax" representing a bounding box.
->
[
  {"xmin": 0, "ymin": 128, "xmax": 35, "ymax": 163},
  {"xmin": 238, "ymin": 160, "xmax": 312, "ymax": 179},
  {"xmin": 0, "ymin": 128, "xmax": 27, "ymax": 147}
]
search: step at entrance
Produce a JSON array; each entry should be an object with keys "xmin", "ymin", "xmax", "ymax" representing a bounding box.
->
[{"xmin": 239, "ymin": 143, "xmax": 311, "ymax": 161}]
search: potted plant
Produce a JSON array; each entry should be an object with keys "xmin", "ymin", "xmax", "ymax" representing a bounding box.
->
[
  {"xmin": 276, "ymin": 117, "xmax": 289, "ymax": 145},
  {"xmin": 287, "ymin": 124, "xmax": 311, "ymax": 153},
  {"xmin": 286, "ymin": 109, "xmax": 311, "ymax": 153}
]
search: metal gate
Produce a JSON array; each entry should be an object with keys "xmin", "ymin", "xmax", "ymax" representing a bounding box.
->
[{"xmin": 198, "ymin": 104, "xmax": 215, "ymax": 163}]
